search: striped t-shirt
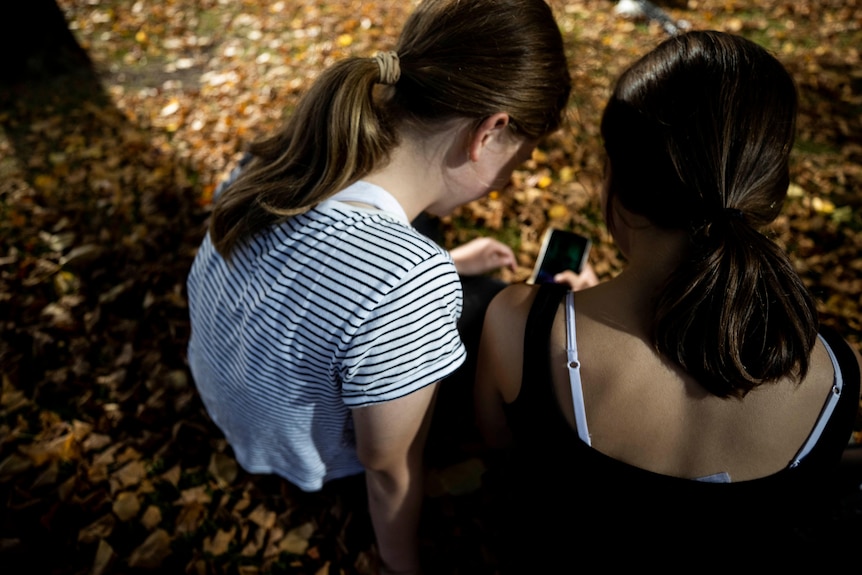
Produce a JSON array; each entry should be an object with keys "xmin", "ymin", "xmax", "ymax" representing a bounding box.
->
[{"xmin": 186, "ymin": 181, "xmax": 466, "ymax": 491}]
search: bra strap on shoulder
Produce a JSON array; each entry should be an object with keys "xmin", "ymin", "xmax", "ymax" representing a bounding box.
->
[{"xmin": 566, "ymin": 290, "xmax": 591, "ymax": 446}]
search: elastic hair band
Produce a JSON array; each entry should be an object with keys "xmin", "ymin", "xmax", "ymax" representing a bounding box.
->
[
  {"xmin": 374, "ymin": 51, "xmax": 400, "ymax": 85},
  {"xmin": 724, "ymin": 207, "xmax": 745, "ymax": 220}
]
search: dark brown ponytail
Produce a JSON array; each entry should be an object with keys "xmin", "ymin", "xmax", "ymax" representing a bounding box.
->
[
  {"xmin": 653, "ymin": 218, "xmax": 818, "ymax": 397},
  {"xmin": 601, "ymin": 31, "xmax": 818, "ymax": 397}
]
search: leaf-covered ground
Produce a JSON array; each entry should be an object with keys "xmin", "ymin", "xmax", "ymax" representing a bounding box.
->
[{"xmin": 1, "ymin": 1, "xmax": 860, "ymax": 573}]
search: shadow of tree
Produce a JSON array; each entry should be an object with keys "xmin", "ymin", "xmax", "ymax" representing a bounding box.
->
[
  {"xmin": 0, "ymin": 2, "xmax": 217, "ymax": 572},
  {"xmin": 0, "ymin": 5, "xmax": 391, "ymax": 574}
]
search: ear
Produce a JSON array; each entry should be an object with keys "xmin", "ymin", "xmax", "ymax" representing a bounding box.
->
[{"xmin": 467, "ymin": 112, "xmax": 511, "ymax": 163}]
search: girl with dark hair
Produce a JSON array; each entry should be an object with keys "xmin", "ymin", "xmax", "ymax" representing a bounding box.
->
[
  {"xmin": 475, "ymin": 30, "xmax": 861, "ymax": 569},
  {"xmin": 185, "ymin": 1, "xmax": 571, "ymax": 572}
]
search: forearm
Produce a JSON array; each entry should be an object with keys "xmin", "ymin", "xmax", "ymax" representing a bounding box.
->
[
  {"xmin": 365, "ymin": 463, "xmax": 424, "ymax": 574},
  {"xmin": 449, "ymin": 237, "xmax": 516, "ymax": 276},
  {"xmin": 352, "ymin": 384, "xmax": 438, "ymax": 574}
]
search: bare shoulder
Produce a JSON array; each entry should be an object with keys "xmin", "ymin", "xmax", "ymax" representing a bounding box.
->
[
  {"xmin": 483, "ymin": 283, "xmax": 539, "ymax": 350},
  {"xmin": 486, "ymin": 282, "xmax": 537, "ymax": 319},
  {"xmin": 478, "ymin": 283, "xmax": 540, "ymax": 403}
]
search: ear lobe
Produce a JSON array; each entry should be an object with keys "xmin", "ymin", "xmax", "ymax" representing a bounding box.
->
[{"xmin": 467, "ymin": 112, "xmax": 512, "ymax": 163}]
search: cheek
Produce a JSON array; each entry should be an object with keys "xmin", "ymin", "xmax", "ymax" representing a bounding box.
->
[{"xmin": 491, "ymin": 142, "xmax": 537, "ymax": 190}]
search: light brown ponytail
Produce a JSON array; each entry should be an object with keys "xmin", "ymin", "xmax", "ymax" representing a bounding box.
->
[
  {"xmin": 210, "ymin": 57, "xmax": 396, "ymax": 256},
  {"xmin": 210, "ymin": 0, "xmax": 571, "ymax": 257}
]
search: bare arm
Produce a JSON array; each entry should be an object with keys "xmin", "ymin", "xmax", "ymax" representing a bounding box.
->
[
  {"xmin": 474, "ymin": 284, "xmax": 536, "ymax": 449},
  {"xmin": 352, "ymin": 383, "xmax": 438, "ymax": 575},
  {"xmin": 449, "ymin": 237, "xmax": 517, "ymax": 276}
]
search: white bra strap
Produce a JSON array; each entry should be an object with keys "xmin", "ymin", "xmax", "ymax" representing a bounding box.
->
[
  {"xmin": 789, "ymin": 334, "xmax": 844, "ymax": 467},
  {"xmin": 566, "ymin": 290, "xmax": 591, "ymax": 446}
]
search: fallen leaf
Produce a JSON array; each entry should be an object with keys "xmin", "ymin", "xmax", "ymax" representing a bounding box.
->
[
  {"xmin": 160, "ymin": 99, "xmax": 181, "ymax": 117},
  {"xmin": 91, "ymin": 539, "xmax": 116, "ymax": 575},
  {"xmin": 263, "ymin": 526, "xmax": 284, "ymax": 560},
  {"xmin": 78, "ymin": 514, "xmax": 116, "ymax": 544},
  {"xmin": 175, "ymin": 502, "xmax": 207, "ymax": 535},
  {"xmin": 208, "ymin": 452, "xmax": 239, "ymax": 488},
  {"xmin": 203, "ymin": 526, "xmax": 237, "ymax": 556},
  {"xmin": 161, "ymin": 464, "xmax": 182, "ymax": 487},
  {"xmin": 178, "ymin": 484, "xmax": 212, "ymax": 505},
  {"xmin": 141, "ymin": 505, "xmax": 163, "ymax": 530},
  {"xmin": 0, "ymin": 453, "xmax": 33, "ymax": 481},
  {"xmin": 81, "ymin": 433, "xmax": 112, "ymax": 452},
  {"xmin": 113, "ymin": 491, "xmax": 141, "ymax": 521},
  {"xmin": 19, "ymin": 433, "xmax": 79, "ymax": 466},
  {"xmin": 111, "ymin": 460, "xmax": 148, "ymax": 491},
  {"xmin": 31, "ymin": 460, "xmax": 60, "ymax": 489},
  {"xmin": 248, "ymin": 504, "xmax": 276, "ymax": 529},
  {"xmin": 128, "ymin": 528, "xmax": 172, "ymax": 569},
  {"xmin": 1, "ymin": 377, "xmax": 29, "ymax": 412},
  {"xmin": 279, "ymin": 522, "xmax": 315, "ymax": 555},
  {"xmin": 547, "ymin": 204, "xmax": 570, "ymax": 220}
]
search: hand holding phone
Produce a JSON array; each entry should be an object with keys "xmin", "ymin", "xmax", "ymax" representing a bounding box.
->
[{"xmin": 528, "ymin": 228, "xmax": 592, "ymax": 285}]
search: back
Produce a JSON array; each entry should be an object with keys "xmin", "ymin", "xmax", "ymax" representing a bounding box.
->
[
  {"xmin": 187, "ymin": 194, "xmax": 465, "ymax": 490},
  {"xmin": 562, "ymin": 287, "xmax": 842, "ymax": 481},
  {"xmin": 480, "ymin": 283, "xmax": 860, "ymax": 568}
]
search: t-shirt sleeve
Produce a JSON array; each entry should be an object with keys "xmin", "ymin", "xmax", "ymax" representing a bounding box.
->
[{"xmin": 339, "ymin": 252, "xmax": 466, "ymax": 407}]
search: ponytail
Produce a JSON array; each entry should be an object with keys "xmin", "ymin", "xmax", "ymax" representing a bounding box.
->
[
  {"xmin": 653, "ymin": 218, "xmax": 819, "ymax": 398},
  {"xmin": 210, "ymin": 56, "xmax": 397, "ymax": 256},
  {"xmin": 601, "ymin": 31, "xmax": 820, "ymax": 396},
  {"xmin": 209, "ymin": 0, "xmax": 571, "ymax": 257}
]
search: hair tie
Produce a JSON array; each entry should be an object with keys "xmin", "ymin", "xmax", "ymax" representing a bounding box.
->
[
  {"xmin": 690, "ymin": 207, "xmax": 747, "ymax": 244},
  {"xmin": 374, "ymin": 51, "xmax": 400, "ymax": 85},
  {"xmin": 723, "ymin": 207, "xmax": 745, "ymax": 221}
]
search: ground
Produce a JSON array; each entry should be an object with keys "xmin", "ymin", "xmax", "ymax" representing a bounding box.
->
[{"xmin": 1, "ymin": 1, "xmax": 860, "ymax": 573}]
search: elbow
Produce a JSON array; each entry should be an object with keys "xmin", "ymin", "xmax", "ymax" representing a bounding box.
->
[
  {"xmin": 360, "ymin": 452, "xmax": 415, "ymax": 496},
  {"xmin": 356, "ymin": 446, "xmax": 415, "ymax": 479},
  {"xmin": 356, "ymin": 443, "xmax": 392, "ymax": 473}
]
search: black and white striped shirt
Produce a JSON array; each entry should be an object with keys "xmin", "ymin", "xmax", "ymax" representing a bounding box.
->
[{"xmin": 187, "ymin": 182, "xmax": 465, "ymax": 490}]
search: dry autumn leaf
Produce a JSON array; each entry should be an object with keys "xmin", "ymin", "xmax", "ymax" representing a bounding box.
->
[
  {"xmin": 279, "ymin": 521, "xmax": 315, "ymax": 555},
  {"xmin": 1, "ymin": 1, "xmax": 859, "ymax": 574},
  {"xmin": 90, "ymin": 539, "xmax": 116, "ymax": 575},
  {"xmin": 110, "ymin": 460, "xmax": 148, "ymax": 491},
  {"xmin": 128, "ymin": 528, "xmax": 172, "ymax": 569},
  {"xmin": 78, "ymin": 514, "xmax": 116, "ymax": 544},
  {"xmin": 248, "ymin": 504, "xmax": 277, "ymax": 529},
  {"xmin": 140, "ymin": 504, "xmax": 163, "ymax": 530},
  {"xmin": 175, "ymin": 502, "xmax": 208, "ymax": 535},
  {"xmin": 208, "ymin": 451, "xmax": 239, "ymax": 488},
  {"xmin": 112, "ymin": 490, "xmax": 141, "ymax": 521},
  {"xmin": 204, "ymin": 526, "xmax": 237, "ymax": 557}
]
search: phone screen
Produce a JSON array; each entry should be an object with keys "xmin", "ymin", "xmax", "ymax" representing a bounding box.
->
[{"xmin": 529, "ymin": 229, "xmax": 591, "ymax": 284}]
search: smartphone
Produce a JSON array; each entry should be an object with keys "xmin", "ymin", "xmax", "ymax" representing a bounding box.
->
[{"xmin": 528, "ymin": 228, "xmax": 592, "ymax": 284}]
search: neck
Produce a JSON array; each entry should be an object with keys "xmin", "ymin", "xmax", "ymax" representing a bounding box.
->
[
  {"xmin": 624, "ymin": 230, "xmax": 688, "ymax": 286},
  {"xmin": 601, "ymin": 222, "xmax": 690, "ymax": 331},
  {"xmin": 362, "ymin": 122, "xmax": 467, "ymax": 222}
]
